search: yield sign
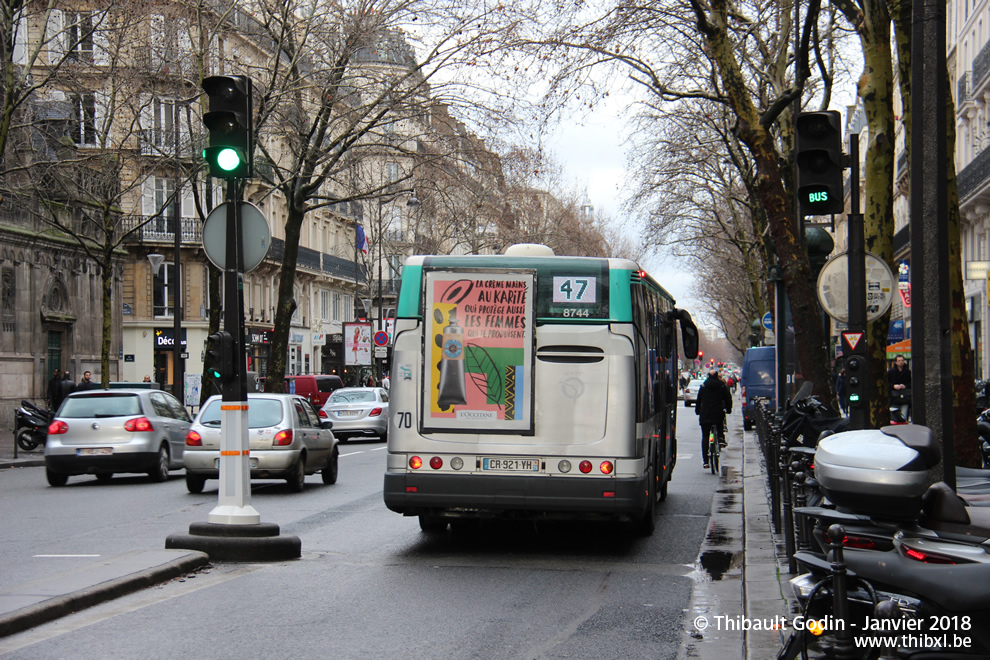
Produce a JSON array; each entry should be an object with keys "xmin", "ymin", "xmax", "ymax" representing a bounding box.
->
[{"xmin": 841, "ymin": 331, "xmax": 865, "ymax": 354}]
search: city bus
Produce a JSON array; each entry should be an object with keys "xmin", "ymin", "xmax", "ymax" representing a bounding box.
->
[{"xmin": 382, "ymin": 244, "xmax": 699, "ymax": 534}]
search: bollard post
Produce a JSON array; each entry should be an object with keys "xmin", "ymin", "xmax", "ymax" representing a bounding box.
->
[
  {"xmin": 781, "ymin": 444, "xmax": 796, "ymax": 572},
  {"xmin": 873, "ymin": 600, "xmax": 902, "ymax": 660},
  {"xmin": 827, "ymin": 524, "xmax": 855, "ymax": 659}
]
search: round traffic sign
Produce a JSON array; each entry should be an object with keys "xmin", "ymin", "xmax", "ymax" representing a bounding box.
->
[
  {"xmin": 373, "ymin": 331, "xmax": 389, "ymax": 346},
  {"xmin": 202, "ymin": 202, "xmax": 271, "ymax": 273},
  {"xmin": 816, "ymin": 250, "xmax": 895, "ymax": 323},
  {"xmin": 761, "ymin": 312, "xmax": 773, "ymax": 331}
]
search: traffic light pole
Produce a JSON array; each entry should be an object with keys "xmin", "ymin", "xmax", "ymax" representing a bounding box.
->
[
  {"xmin": 208, "ymin": 179, "xmax": 259, "ymax": 525},
  {"xmin": 846, "ymin": 135, "xmax": 869, "ymax": 431}
]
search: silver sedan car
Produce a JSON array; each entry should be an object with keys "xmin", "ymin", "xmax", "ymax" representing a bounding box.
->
[
  {"xmin": 44, "ymin": 388, "xmax": 192, "ymax": 487},
  {"xmin": 183, "ymin": 393, "xmax": 338, "ymax": 493},
  {"xmin": 683, "ymin": 379, "xmax": 706, "ymax": 407},
  {"xmin": 319, "ymin": 387, "xmax": 389, "ymax": 441}
]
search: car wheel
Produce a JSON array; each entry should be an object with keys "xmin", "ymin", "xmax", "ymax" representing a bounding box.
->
[
  {"xmin": 46, "ymin": 468, "xmax": 68, "ymax": 487},
  {"xmin": 148, "ymin": 444, "xmax": 170, "ymax": 482},
  {"xmin": 322, "ymin": 448, "xmax": 339, "ymax": 485},
  {"xmin": 419, "ymin": 515, "xmax": 448, "ymax": 533},
  {"xmin": 186, "ymin": 474, "xmax": 206, "ymax": 494},
  {"xmin": 95, "ymin": 472, "xmax": 114, "ymax": 482},
  {"xmin": 16, "ymin": 429, "xmax": 40, "ymax": 451},
  {"xmin": 287, "ymin": 455, "xmax": 306, "ymax": 492}
]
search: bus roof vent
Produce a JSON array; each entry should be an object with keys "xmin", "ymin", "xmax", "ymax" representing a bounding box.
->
[{"xmin": 504, "ymin": 243, "xmax": 555, "ymax": 257}]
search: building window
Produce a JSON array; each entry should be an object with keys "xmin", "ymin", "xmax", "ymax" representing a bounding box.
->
[
  {"xmin": 70, "ymin": 93, "xmax": 96, "ymax": 145},
  {"xmin": 321, "ymin": 290, "xmax": 330, "ymax": 322},
  {"xmin": 343, "ymin": 294, "xmax": 353, "ymax": 322},
  {"xmin": 332, "ymin": 292, "xmax": 342, "ymax": 322},
  {"xmin": 66, "ymin": 12, "xmax": 94, "ymax": 62},
  {"xmin": 154, "ymin": 262, "xmax": 180, "ymax": 318}
]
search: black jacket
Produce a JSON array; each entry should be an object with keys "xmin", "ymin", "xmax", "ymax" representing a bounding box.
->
[
  {"xmin": 888, "ymin": 365, "xmax": 911, "ymax": 390},
  {"xmin": 696, "ymin": 375, "xmax": 733, "ymax": 425}
]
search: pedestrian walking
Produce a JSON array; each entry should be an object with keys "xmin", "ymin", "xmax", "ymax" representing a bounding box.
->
[
  {"xmin": 47, "ymin": 368, "xmax": 61, "ymax": 410},
  {"xmin": 696, "ymin": 369, "xmax": 733, "ymax": 468},
  {"xmin": 78, "ymin": 370, "xmax": 99, "ymax": 391},
  {"xmin": 888, "ymin": 355, "xmax": 912, "ymax": 420},
  {"xmin": 57, "ymin": 371, "xmax": 77, "ymax": 406}
]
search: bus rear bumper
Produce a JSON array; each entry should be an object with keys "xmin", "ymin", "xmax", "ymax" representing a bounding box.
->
[{"xmin": 383, "ymin": 472, "xmax": 650, "ymax": 520}]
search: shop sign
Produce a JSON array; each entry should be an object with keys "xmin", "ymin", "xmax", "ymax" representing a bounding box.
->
[
  {"xmin": 249, "ymin": 330, "xmax": 271, "ymax": 344},
  {"xmin": 154, "ymin": 328, "xmax": 187, "ymax": 348},
  {"xmin": 290, "ymin": 332, "xmax": 305, "ymax": 345},
  {"xmin": 312, "ymin": 332, "xmax": 326, "ymax": 346}
]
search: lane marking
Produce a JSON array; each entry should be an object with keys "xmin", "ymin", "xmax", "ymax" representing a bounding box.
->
[
  {"xmin": 33, "ymin": 554, "xmax": 101, "ymax": 558},
  {"xmin": 371, "ymin": 446, "xmax": 387, "ymax": 451}
]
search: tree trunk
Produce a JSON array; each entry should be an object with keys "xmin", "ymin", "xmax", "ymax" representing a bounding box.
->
[
  {"xmin": 100, "ymin": 256, "xmax": 113, "ymax": 388},
  {"xmin": 854, "ymin": 1, "xmax": 896, "ymax": 427},
  {"xmin": 267, "ymin": 202, "xmax": 305, "ymax": 394},
  {"xmin": 703, "ymin": 0, "xmax": 835, "ymax": 405}
]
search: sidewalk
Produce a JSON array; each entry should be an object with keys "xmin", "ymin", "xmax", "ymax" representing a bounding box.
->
[
  {"xmin": 0, "ymin": 430, "xmax": 46, "ymax": 469},
  {"xmin": 678, "ymin": 411, "xmax": 796, "ymax": 660}
]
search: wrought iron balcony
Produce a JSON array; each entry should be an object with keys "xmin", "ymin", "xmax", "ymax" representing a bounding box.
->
[
  {"xmin": 120, "ymin": 215, "xmax": 202, "ymax": 243},
  {"xmin": 959, "ymin": 145, "xmax": 990, "ymax": 202}
]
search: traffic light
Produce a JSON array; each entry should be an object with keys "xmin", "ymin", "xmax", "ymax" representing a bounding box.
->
[
  {"xmin": 845, "ymin": 355, "xmax": 865, "ymax": 408},
  {"xmin": 206, "ymin": 331, "xmax": 236, "ymax": 384},
  {"xmin": 796, "ymin": 111, "xmax": 844, "ymax": 216},
  {"xmin": 202, "ymin": 76, "xmax": 253, "ymax": 179}
]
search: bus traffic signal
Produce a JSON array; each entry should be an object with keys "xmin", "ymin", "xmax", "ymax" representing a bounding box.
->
[
  {"xmin": 206, "ymin": 331, "xmax": 236, "ymax": 384},
  {"xmin": 796, "ymin": 111, "xmax": 844, "ymax": 216},
  {"xmin": 202, "ymin": 76, "xmax": 253, "ymax": 179}
]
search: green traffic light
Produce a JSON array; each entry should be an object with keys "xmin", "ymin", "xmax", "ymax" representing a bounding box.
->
[
  {"xmin": 209, "ymin": 368, "xmax": 221, "ymax": 379},
  {"xmin": 217, "ymin": 148, "xmax": 241, "ymax": 171},
  {"xmin": 849, "ymin": 394, "xmax": 860, "ymax": 402}
]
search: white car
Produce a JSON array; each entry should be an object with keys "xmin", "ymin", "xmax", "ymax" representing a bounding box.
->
[{"xmin": 183, "ymin": 393, "xmax": 338, "ymax": 493}]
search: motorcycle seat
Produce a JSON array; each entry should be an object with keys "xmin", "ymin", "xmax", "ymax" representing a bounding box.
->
[{"xmin": 920, "ymin": 482, "xmax": 990, "ymax": 542}]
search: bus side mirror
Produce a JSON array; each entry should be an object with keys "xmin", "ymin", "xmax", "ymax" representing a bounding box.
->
[{"xmin": 670, "ymin": 309, "xmax": 699, "ymax": 359}]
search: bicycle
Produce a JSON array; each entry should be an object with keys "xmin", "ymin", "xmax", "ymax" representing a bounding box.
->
[{"xmin": 707, "ymin": 425, "xmax": 721, "ymax": 475}]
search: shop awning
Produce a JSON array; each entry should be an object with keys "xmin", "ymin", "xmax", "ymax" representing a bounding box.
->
[{"xmin": 886, "ymin": 338, "xmax": 911, "ymax": 358}]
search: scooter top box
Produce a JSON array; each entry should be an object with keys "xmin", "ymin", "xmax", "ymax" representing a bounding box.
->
[{"xmin": 814, "ymin": 424, "xmax": 940, "ymax": 520}]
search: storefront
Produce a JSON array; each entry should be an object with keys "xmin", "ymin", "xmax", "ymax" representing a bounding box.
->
[
  {"xmin": 248, "ymin": 329, "xmax": 271, "ymax": 376},
  {"xmin": 153, "ymin": 327, "xmax": 187, "ymax": 388},
  {"xmin": 322, "ymin": 333, "xmax": 344, "ymax": 375}
]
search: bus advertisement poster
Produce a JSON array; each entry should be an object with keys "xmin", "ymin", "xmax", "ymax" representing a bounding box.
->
[
  {"xmin": 422, "ymin": 270, "xmax": 535, "ymax": 433},
  {"xmin": 344, "ymin": 322, "xmax": 372, "ymax": 366}
]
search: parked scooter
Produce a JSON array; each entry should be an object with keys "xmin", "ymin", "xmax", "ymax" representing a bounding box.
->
[
  {"xmin": 14, "ymin": 400, "xmax": 53, "ymax": 451},
  {"xmin": 780, "ymin": 382, "xmax": 849, "ymax": 449},
  {"xmin": 977, "ymin": 408, "xmax": 990, "ymax": 469},
  {"xmin": 778, "ymin": 425, "xmax": 990, "ymax": 658}
]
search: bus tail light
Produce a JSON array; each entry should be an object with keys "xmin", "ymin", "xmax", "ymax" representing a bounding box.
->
[
  {"xmin": 450, "ymin": 457, "xmax": 464, "ymax": 470},
  {"xmin": 430, "ymin": 456, "xmax": 443, "ymax": 469},
  {"xmin": 409, "ymin": 456, "xmax": 423, "ymax": 469},
  {"xmin": 579, "ymin": 460, "xmax": 592, "ymax": 474},
  {"xmin": 558, "ymin": 460, "xmax": 572, "ymax": 473},
  {"xmin": 600, "ymin": 461, "xmax": 614, "ymax": 474},
  {"xmin": 603, "ymin": 491, "xmax": 615, "ymax": 498}
]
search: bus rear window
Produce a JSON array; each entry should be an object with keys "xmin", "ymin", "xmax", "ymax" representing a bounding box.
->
[{"xmin": 538, "ymin": 264, "xmax": 609, "ymax": 319}]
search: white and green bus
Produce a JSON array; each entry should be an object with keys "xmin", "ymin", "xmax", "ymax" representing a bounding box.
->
[{"xmin": 383, "ymin": 244, "xmax": 699, "ymax": 534}]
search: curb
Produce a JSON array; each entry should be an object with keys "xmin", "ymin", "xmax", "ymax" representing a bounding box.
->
[
  {"xmin": 0, "ymin": 550, "xmax": 209, "ymax": 638},
  {"xmin": 0, "ymin": 459, "xmax": 46, "ymax": 469}
]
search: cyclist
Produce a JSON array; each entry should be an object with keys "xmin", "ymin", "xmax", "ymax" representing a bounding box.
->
[{"xmin": 696, "ymin": 369, "xmax": 733, "ymax": 469}]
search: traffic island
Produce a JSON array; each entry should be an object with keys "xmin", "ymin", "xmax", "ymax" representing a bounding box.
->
[{"xmin": 166, "ymin": 522, "xmax": 301, "ymax": 562}]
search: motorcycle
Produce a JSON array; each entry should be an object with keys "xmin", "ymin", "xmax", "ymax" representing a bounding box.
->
[
  {"xmin": 778, "ymin": 425, "xmax": 990, "ymax": 658},
  {"xmin": 14, "ymin": 400, "xmax": 54, "ymax": 451},
  {"xmin": 780, "ymin": 382, "xmax": 849, "ymax": 449},
  {"xmin": 977, "ymin": 409, "xmax": 990, "ymax": 469}
]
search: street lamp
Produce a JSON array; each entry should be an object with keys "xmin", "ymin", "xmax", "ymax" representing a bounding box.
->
[{"xmin": 376, "ymin": 194, "xmax": 419, "ymax": 382}]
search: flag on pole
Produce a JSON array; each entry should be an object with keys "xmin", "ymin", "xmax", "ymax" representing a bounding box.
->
[{"xmin": 356, "ymin": 224, "xmax": 369, "ymax": 254}]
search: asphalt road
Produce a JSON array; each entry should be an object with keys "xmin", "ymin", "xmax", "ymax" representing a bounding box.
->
[{"xmin": 0, "ymin": 404, "xmax": 723, "ymax": 659}]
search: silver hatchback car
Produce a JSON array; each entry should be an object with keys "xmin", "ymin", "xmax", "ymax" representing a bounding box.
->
[
  {"xmin": 319, "ymin": 387, "xmax": 389, "ymax": 441},
  {"xmin": 44, "ymin": 388, "xmax": 192, "ymax": 487},
  {"xmin": 183, "ymin": 393, "xmax": 339, "ymax": 493}
]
